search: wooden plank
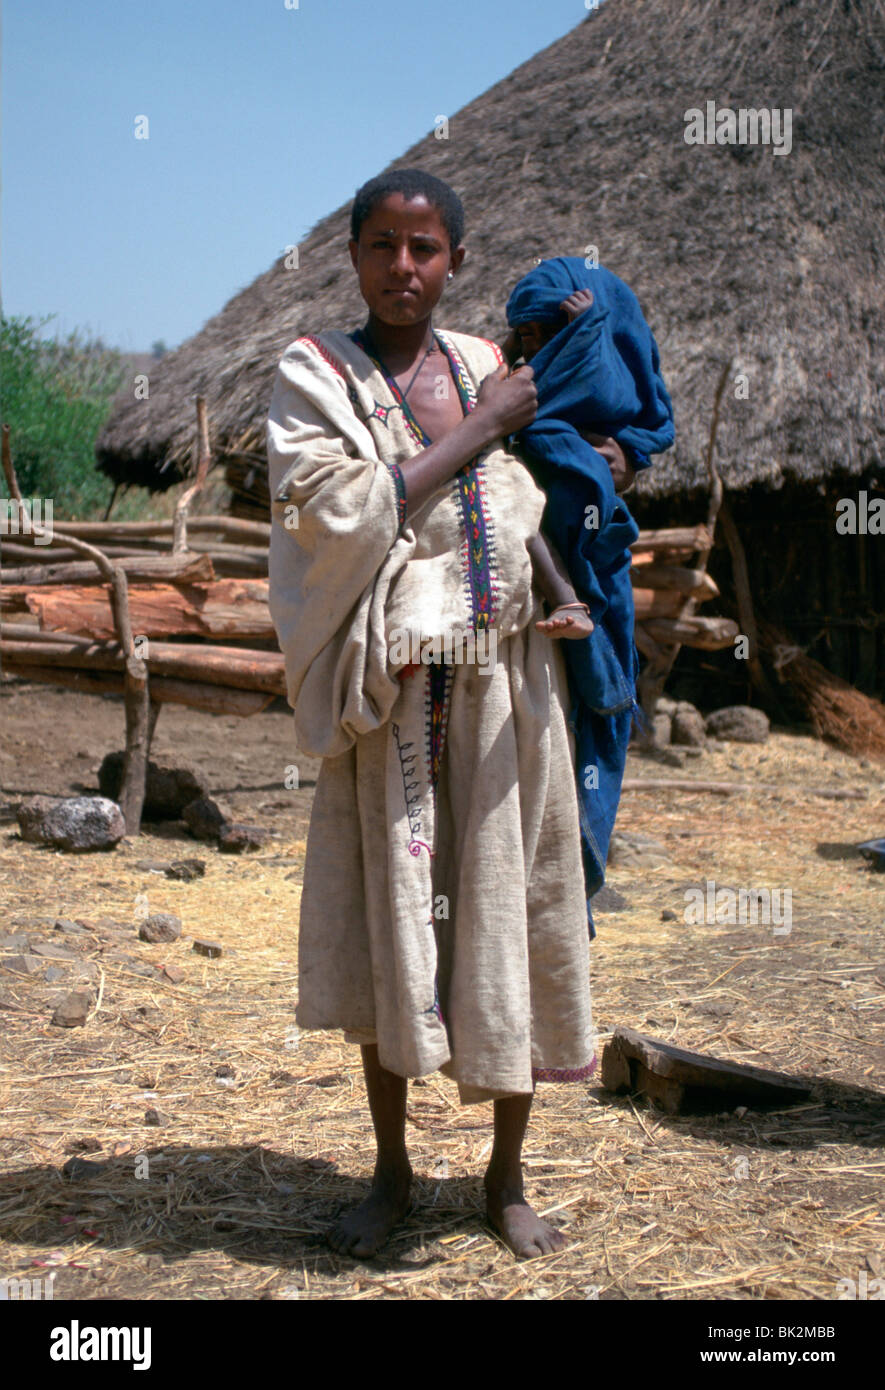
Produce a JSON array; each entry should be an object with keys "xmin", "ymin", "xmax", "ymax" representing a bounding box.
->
[{"xmin": 600, "ymin": 1026, "xmax": 812, "ymax": 1114}]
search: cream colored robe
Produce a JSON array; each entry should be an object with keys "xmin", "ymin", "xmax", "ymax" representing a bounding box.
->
[{"xmin": 267, "ymin": 328, "xmax": 595, "ymax": 1103}]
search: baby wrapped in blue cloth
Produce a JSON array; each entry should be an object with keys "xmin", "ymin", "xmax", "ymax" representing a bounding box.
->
[{"xmin": 503, "ymin": 257, "xmax": 675, "ymax": 936}]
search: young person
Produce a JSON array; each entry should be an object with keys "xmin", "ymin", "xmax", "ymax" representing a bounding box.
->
[{"xmin": 267, "ymin": 171, "xmax": 596, "ymax": 1260}]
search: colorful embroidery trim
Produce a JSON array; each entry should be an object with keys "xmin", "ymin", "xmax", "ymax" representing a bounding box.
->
[{"xmin": 531, "ymin": 1055, "xmax": 599, "ymax": 1084}]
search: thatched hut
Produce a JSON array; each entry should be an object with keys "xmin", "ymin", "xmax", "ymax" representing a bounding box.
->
[{"xmin": 96, "ymin": 0, "xmax": 885, "ymax": 697}]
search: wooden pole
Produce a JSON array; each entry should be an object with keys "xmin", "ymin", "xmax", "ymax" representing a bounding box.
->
[{"xmin": 2, "ymin": 423, "xmax": 150, "ymax": 833}]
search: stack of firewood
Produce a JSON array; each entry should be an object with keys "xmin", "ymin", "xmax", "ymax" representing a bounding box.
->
[
  {"xmin": 1, "ymin": 516, "xmax": 282, "ymax": 718},
  {"xmin": 630, "ymin": 523, "xmax": 737, "ymax": 655}
]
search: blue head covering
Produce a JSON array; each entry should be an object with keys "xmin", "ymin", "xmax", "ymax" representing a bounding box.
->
[{"xmin": 505, "ymin": 257, "xmax": 675, "ymax": 932}]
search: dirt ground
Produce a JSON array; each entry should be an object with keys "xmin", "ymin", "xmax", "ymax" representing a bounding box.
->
[{"xmin": 0, "ymin": 675, "xmax": 883, "ymax": 1301}]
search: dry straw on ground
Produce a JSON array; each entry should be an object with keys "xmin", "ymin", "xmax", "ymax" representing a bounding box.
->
[{"xmin": 0, "ymin": 682, "xmax": 883, "ymax": 1300}]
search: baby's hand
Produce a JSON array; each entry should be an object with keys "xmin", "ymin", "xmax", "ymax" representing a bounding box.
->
[
  {"xmin": 560, "ymin": 289, "xmax": 594, "ymax": 322},
  {"xmin": 535, "ymin": 605, "xmax": 594, "ymax": 639}
]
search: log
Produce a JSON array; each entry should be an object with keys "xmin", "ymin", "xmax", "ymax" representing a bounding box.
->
[
  {"xmin": 621, "ymin": 778, "xmax": 749, "ymax": 794},
  {"xmin": 632, "ymin": 526, "xmax": 713, "ymax": 554},
  {"xmin": 48, "ymin": 517, "xmax": 270, "ymax": 544},
  {"xmin": 15, "ymin": 578, "xmax": 276, "ymax": 639},
  {"xmin": 5, "ymin": 664, "xmax": 276, "ymax": 716},
  {"xmin": 1, "ymin": 637, "xmax": 286, "ymax": 695},
  {"xmin": 631, "ymin": 589, "xmax": 684, "ymax": 619},
  {"xmin": 600, "ymin": 1026, "xmax": 812, "ymax": 1114},
  {"xmin": 1, "ymin": 552, "xmax": 215, "ymax": 587},
  {"xmin": 629, "ymin": 564, "xmax": 719, "ymax": 600},
  {"xmin": 642, "ymin": 615, "xmax": 739, "ymax": 651}
]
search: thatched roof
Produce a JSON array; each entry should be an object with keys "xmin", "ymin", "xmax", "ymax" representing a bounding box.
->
[{"xmin": 96, "ymin": 0, "xmax": 885, "ymax": 503}]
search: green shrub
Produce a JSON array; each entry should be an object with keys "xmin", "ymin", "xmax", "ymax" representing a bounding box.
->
[{"xmin": 0, "ymin": 314, "xmax": 128, "ymax": 517}]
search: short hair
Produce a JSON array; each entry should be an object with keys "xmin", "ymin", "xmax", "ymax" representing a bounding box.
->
[{"xmin": 350, "ymin": 169, "xmax": 465, "ymax": 248}]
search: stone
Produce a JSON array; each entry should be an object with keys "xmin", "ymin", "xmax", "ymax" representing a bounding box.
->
[
  {"xmin": 661, "ymin": 909, "xmax": 678, "ymax": 922},
  {"xmin": 17, "ymin": 795, "xmax": 125, "ymax": 852},
  {"xmin": 218, "ymin": 823, "xmax": 271, "ymax": 854},
  {"xmin": 144, "ymin": 1108, "xmax": 170, "ymax": 1127},
  {"xmin": 53, "ymin": 919, "xmax": 90, "ymax": 935},
  {"xmin": 192, "ymin": 939, "xmax": 223, "ymax": 959},
  {"xmin": 671, "ymin": 702, "xmax": 707, "ymax": 747},
  {"xmin": 161, "ymin": 963, "xmax": 185, "ymax": 984},
  {"xmin": 182, "ymin": 796, "xmax": 227, "ymax": 842},
  {"xmin": 705, "ymin": 705, "xmax": 770, "ymax": 744},
  {"xmin": 98, "ymin": 752, "xmax": 208, "ymax": 820},
  {"xmin": 166, "ymin": 859, "xmax": 206, "ymax": 881},
  {"xmin": 1, "ymin": 954, "xmax": 43, "ymax": 975},
  {"xmin": 591, "ymin": 885, "xmax": 631, "ymax": 913},
  {"xmin": 0, "ymin": 933, "xmax": 31, "ymax": 951},
  {"xmin": 138, "ymin": 913, "xmax": 182, "ymax": 944},
  {"xmin": 62, "ymin": 1156, "xmax": 104, "ymax": 1180},
  {"xmin": 608, "ymin": 832, "xmax": 669, "ymax": 869},
  {"xmin": 51, "ymin": 991, "xmax": 93, "ymax": 1028},
  {"xmin": 29, "ymin": 942, "xmax": 81, "ymax": 960}
]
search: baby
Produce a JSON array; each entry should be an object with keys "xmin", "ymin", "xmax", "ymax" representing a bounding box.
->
[{"xmin": 502, "ymin": 287, "xmax": 637, "ymax": 642}]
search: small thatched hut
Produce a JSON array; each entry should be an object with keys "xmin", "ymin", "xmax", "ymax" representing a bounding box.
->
[{"xmin": 96, "ymin": 0, "xmax": 885, "ymax": 696}]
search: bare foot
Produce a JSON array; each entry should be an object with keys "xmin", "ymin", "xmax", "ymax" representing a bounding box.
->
[
  {"xmin": 485, "ymin": 1177, "xmax": 568, "ymax": 1259},
  {"xmin": 328, "ymin": 1160, "xmax": 412, "ymax": 1258},
  {"xmin": 535, "ymin": 608, "xmax": 594, "ymax": 640}
]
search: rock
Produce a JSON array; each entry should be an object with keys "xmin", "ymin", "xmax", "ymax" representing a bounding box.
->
[
  {"xmin": 29, "ymin": 942, "xmax": 81, "ymax": 960},
  {"xmin": 608, "ymin": 832, "xmax": 669, "ymax": 869},
  {"xmin": 138, "ymin": 913, "xmax": 182, "ymax": 944},
  {"xmin": 591, "ymin": 885, "xmax": 631, "ymax": 913},
  {"xmin": 1, "ymin": 954, "xmax": 43, "ymax": 975},
  {"xmin": 62, "ymin": 1156, "xmax": 104, "ymax": 1180},
  {"xmin": 215, "ymin": 1063, "xmax": 236, "ymax": 1079},
  {"xmin": 161, "ymin": 963, "xmax": 185, "ymax": 984},
  {"xmin": 17, "ymin": 795, "xmax": 125, "ymax": 852},
  {"xmin": 166, "ymin": 859, "xmax": 206, "ymax": 881},
  {"xmin": 182, "ymin": 797, "xmax": 227, "ymax": 842},
  {"xmin": 661, "ymin": 909, "xmax": 678, "ymax": 922},
  {"xmin": 98, "ymin": 753, "xmax": 208, "ymax": 820},
  {"xmin": 0, "ymin": 933, "xmax": 31, "ymax": 951},
  {"xmin": 672, "ymin": 702, "xmax": 706, "ymax": 747},
  {"xmin": 218, "ymin": 823, "xmax": 271, "ymax": 854},
  {"xmin": 144, "ymin": 1107, "xmax": 170, "ymax": 1127},
  {"xmin": 53, "ymin": 918, "xmax": 90, "ymax": 935},
  {"xmin": 652, "ymin": 712, "xmax": 672, "ymax": 746},
  {"xmin": 192, "ymin": 939, "xmax": 223, "ymax": 959},
  {"xmin": 705, "ymin": 705, "xmax": 770, "ymax": 744},
  {"xmin": 51, "ymin": 991, "xmax": 92, "ymax": 1028}
]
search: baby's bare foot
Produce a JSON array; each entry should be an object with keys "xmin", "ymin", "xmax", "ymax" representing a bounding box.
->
[
  {"xmin": 485, "ymin": 1178, "xmax": 568, "ymax": 1259},
  {"xmin": 328, "ymin": 1161, "xmax": 412, "ymax": 1258}
]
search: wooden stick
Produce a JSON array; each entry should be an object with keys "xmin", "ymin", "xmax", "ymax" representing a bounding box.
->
[
  {"xmin": 643, "ymin": 615, "xmax": 740, "ymax": 650},
  {"xmin": 46, "ymin": 517, "xmax": 270, "ymax": 543},
  {"xmin": 6, "ymin": 664, "xmax": 276, "ymax": 716},
  {"xmin": 2, "ymin": 423, "xmax": 149, "ymax": 832},
  {"xmin": 173, "ymin": 396, "xmax": 212, "ymax": 554},
  {"xmin": 632, "ymin": 526, "xmax": 713, "ymax": 553},
  {"xmin": 622, "ymin": 778, "xmax": 750, "ymax": 794},
  {"xmin": 1, "ymin": 552, "xmax": 215, "ymax": 587},
  {"xmin": 1, "ymin": 637, "xmax": 286, "ymax": 694}
]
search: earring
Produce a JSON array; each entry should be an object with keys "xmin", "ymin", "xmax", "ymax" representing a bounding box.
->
[{"xmin": 447, "ymin": 272, "xmax": 454, "ymax": 280}]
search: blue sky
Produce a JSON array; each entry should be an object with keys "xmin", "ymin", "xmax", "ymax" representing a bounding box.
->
[{"xmin": 3, "ymin": 0, "xmax": 598, "ymax": 352}]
